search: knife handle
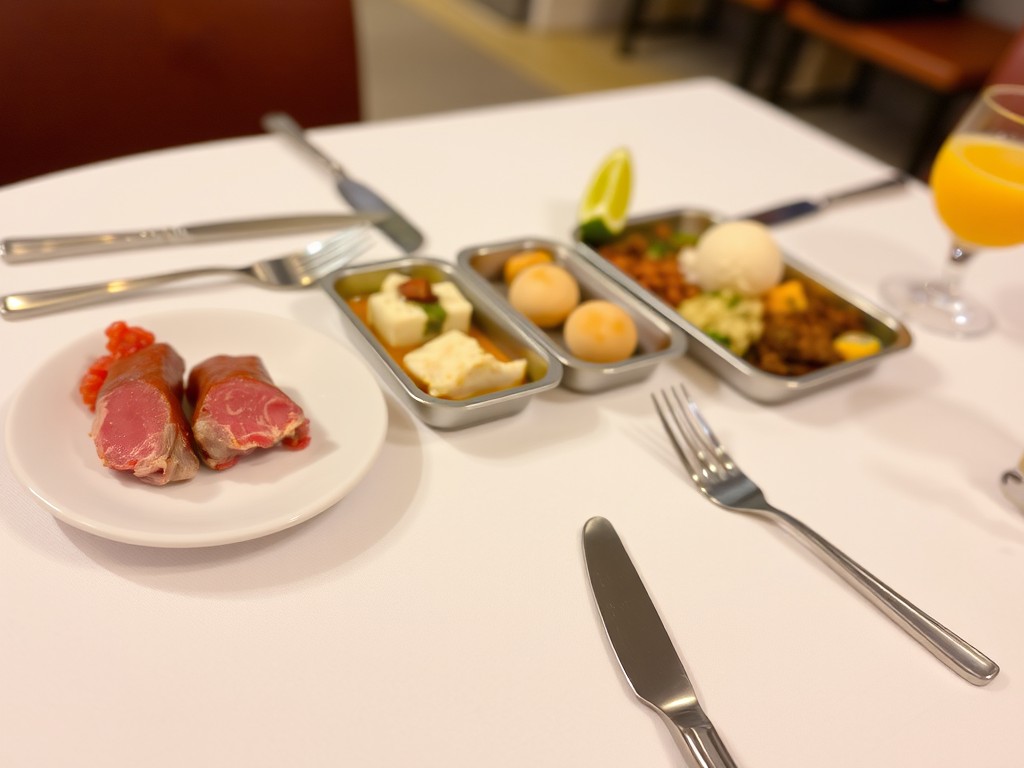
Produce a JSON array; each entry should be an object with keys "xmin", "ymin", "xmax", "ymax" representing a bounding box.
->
[
  {"xmin": 2, "ymin": 215, "xmax": 373, "ymax": 263},
  {"xmin": 820, "ymin": 171, "xmax": 909, "ymax": 207},
  {"xmin": 2, "ymin": 230, "xmax": 181, "ymax": 261},
  {"xmin": 669, "ymin": 718, "xmax": 740, "ymax": 768},
  {"xmin": 262, "ymin": 112, "xmax": 348, "ymax": 180}
]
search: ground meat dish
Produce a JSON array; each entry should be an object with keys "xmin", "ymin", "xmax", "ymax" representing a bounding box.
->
[
  {"xmin": 594, "ymin": 226, "xmax": 867, "ymax": 376},
  {"xmin": 599, "ymin": 226, "xmax": 702, "ymax": 308},
  {"xmin": 748, "ymin": 287, "xmax": 864, "ymax": 375}
]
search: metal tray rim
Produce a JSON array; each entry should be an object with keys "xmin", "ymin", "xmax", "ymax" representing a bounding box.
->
[
  {"xmin": 321, "ymin": 256, "xmax": 564, "ymax": 427},
  {"xmin": 571, "ymin": 208, "xmax": 913, "ymax": 402},
  {"xmin": 456, "ymin": 236, "xmax": 688, "ymax": 391}
]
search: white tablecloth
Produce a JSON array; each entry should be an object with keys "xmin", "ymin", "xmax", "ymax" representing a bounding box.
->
[{"xmin": 2, "ymin": 78, "xmax": 1022, "ymax": 767}]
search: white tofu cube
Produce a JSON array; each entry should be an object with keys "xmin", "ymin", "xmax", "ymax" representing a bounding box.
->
[
  {"xmin": 403, "ymin": 330, "xmax": 527, "ymax": 399},
  {"xmin": 432, "ymin": 282, "xmax": 472, "ymax": 334},
  {"xmin": 367, "ymin": 290, "xmax": 428, "ymax": 347},
  {"xmin": 367, "ymin": 274, "xmax": 472, "ymax": 347}
]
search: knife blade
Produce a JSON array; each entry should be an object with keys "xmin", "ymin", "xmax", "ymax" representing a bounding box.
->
[
  {"xmin": 262, "ymin": 112, "xmax": 424, "ymax": 254},
  {"xmin": 1, "ymin": 213, "xmax": 382, "ymax": 263},
  {"xmin": 742, "ymin": 171, "xmax": 909, "ymax": 226},
  {"xmin": 583, "ymin": 517, "xmax": 739, "ymax": 768}
]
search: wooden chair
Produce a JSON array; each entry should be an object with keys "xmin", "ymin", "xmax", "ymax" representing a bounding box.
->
[
  {"xmin": 765, "ymin": 0, "xmax": 1015, "ymax": 172},
  {"xmin": 0, "ymin": 0, "xmax": 361, "ymax": 186},
  {"xmin": 986, "ymin": 22, "xmax": 1024, "ymax": 85},
  {"xmin": 700, "ymin": 0, "xmax": 790, "ymax": 89},
  {"xmin": 620, "ymin": 0, "xmax": 788, "ymax": 90}
]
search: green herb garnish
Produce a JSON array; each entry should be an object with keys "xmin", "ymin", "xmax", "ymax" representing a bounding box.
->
[
  {"xmin": 647, "ymin": 241, "xmax": 671, "ymax": 260},
  {"xmin": 671, "ymin": 232, "xmax": 700, "ymax": 248},
  {"xmin": 421, "ymin": 303, "xmax": 447, "ymax": 336}
]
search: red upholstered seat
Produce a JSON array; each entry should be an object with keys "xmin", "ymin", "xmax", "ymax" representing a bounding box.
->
[
  {"xmin": 0, "ymin": 0, "xmax": 361, "ymax": 186},
  {"xmin": 986, "ymin": 22, "xmax": 1024, "ymax": 85}
]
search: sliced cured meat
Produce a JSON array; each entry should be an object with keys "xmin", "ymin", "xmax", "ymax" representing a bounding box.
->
[
  {"xmin": 79, "ymin": 321, "xmax": 157, "ymax": 411},
  {"xmin": 187, "ymin": 355, "xmax": 310, "ymax": 471},
  {"xmin": 90, "ymin": 343, "xmax": 200, "ymax": 485}
]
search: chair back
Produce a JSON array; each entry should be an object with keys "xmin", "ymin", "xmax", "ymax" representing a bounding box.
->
[
  {"xmin": 1, "ymin": 0, "xmax": 361, "ymax": 186},
  {"xmin": 987, "ymin": 23, "xmax": 1024, "ymax": 85}
]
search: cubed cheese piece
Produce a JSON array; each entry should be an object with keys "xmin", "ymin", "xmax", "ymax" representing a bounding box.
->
[
  {"xmin": 403, "ymin": 330, "xmax": 527, "ymax": 399},
  {"xmin": 367, "ymin": 274, "xmax": 472, "ymax": 347},
  {"xmin": 432, "ymin": 282, "xmax": 472, "ymax": 334},
  {"xmin": 367, "ymin": 290, "xmax": 429, "ymax": 347}
]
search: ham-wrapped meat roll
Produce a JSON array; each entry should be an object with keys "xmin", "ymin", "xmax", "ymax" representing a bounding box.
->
[
  {"xmin": 187, "ymin": 355, "xmax": 310, "ymax": 470},
  {"xmin": 90, "ymin": 343, "xmax": 200, "ymax": 485}
]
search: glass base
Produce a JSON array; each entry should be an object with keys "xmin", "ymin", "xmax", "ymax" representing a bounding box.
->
[{"xmin": 880, "ymin": 276, "xmax": 993, "ymax": 337}]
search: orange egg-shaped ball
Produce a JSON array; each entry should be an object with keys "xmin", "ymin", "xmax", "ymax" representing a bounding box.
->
[
  {"xmin": 503, "ymin": 249, "xmax": 553, "ymax": 284},
  {"xmin": 507, "ymin": 264, "xmax": 580, "ymax": 328},
  {"xmin": 563, "ymin": 300, "xmax": 638, "ymax": 363}
]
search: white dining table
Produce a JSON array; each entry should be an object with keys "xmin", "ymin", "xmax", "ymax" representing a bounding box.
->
[{"xmin": 2, "ymin": 77, "xmax": 1023, "ymax": 767}]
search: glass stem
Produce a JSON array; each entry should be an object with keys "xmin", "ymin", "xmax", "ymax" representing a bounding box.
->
[{"xmin": 927, "ymin": 242, "xmax": 974, "ymax": 301}]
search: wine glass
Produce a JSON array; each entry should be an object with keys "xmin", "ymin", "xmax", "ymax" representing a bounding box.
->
[{"xmin": 881, "ymin": 83, "xmax": 1024, "ymax": 336}]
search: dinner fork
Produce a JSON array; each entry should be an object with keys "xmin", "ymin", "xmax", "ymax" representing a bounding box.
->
[
  {"xmin": 652, "ymin": 383, "xmax": 999, "ymax": 686},
  {"xmin": 1, "ymin": 227, "xmax": 371, "ymax": 320}
]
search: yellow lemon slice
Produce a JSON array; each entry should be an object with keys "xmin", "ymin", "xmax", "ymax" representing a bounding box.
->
[
  {"xmin": 833, "ymin": 331, "xmax": 881, "ymax": 360},
  {"xmin": 578, "ymin": 147, "xmax": 632, "ymax": 244}
]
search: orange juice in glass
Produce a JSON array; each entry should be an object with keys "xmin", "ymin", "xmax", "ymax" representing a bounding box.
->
[
  {"xmin": 930, "ymin": 133, "xmax": 1024, "ymax": 248},
  {"xmin": 881, "ymin": 84, "xmax": 1024, "ymax": 336}
]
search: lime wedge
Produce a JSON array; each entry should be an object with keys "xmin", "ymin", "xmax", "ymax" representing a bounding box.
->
[{"xmin": 578, "ymin": 147, "xmax": 632, "ymax": 244}]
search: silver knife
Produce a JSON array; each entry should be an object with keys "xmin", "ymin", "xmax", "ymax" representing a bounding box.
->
[
  {"xmin": 1001, "ymin": 469, "xmax": 1024, "ymax": 512},
  {"xmin": 1, "ymin": 213, "xmax": 382, "ymax": 263},
  {"xmin": 742, "ymin": 171, "xmax": 909, "ymax": 225},
  {"xmin": 583, "ymin": 517, "xmax": 739, "ymax": 768},
  {"xmin": 262, "ymin": 112, "xmax": 424, "ymax": 254}
]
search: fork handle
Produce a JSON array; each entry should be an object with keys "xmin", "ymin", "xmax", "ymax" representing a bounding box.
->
[
  {"xmin": 776, "ymin": 510, "xmax": 999, "ymax": 685},
  {"xmin": 1, "ymin": 267, "xmax": 230, "ymax": 320}
]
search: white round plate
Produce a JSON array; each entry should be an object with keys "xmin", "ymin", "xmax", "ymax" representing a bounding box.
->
[{"xmin": 5, "ymin": 309, "xmax": 388, "ymax": 547}]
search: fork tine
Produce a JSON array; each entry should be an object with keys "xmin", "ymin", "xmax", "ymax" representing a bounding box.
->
[
  {"xmin": 302, "ymin": 227, "xmax": 372, "ymax": 276},
  {"xmin": 665, "ymin": 386, "xmax": 722, "ymax": 483},
  {"xmin": 652, "ymin": 389, "xmax": 702, "ymax": 484},
  {"xmin": 653, "ymin": 383, "xmax": 736, "ymax": 490},
  {"xmin": 669, "ymin": 383, "xmax": 735, "ymax": 474}
]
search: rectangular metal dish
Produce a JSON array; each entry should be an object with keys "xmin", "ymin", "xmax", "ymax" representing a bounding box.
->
[
  {"xmin": 322, "ymin": 257, "xmax": 562, "ymax": 429},
  {"xmin": 573, "ymin": 209, "xmax": 912, "ymax": 404},
  {"xmin": 457, "ymin": 238, "xmax": 686, "ymax": 393}
]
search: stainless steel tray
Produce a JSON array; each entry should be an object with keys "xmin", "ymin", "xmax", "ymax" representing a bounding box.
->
[
  {"xmin": 573, "ymin": 209, "xmax": 912, "ymax": 404},
  {"xmin": 457, "ymin": 238, "xmax": 686, "ymax": 393},
  {"xmin": 322, "ymin": 257, "xmax": 562, "ymax": 429}
]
